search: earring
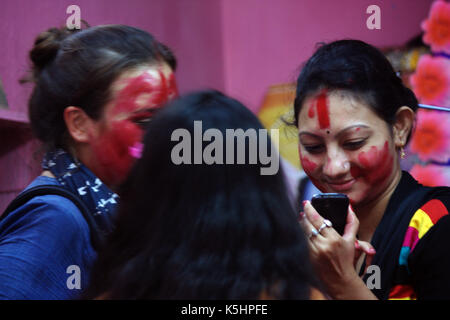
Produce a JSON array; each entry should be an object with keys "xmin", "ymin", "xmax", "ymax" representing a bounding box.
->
[{"xmin": 400, "ymin": 147, "xmax": 406, "ymax": 159}]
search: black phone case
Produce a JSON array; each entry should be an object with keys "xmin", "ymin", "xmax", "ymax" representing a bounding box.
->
[{"xmin": 311, "ymin": 193, "xmax": 349, "ymax": 235}]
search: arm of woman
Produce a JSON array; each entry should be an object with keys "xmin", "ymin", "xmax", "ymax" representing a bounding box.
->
[
  {"xmin": 407, "ymin": 198, "xmax": 450, "ymax": 299},
  {"xmin": 300, "ymin": 201, "xmax": 377, "ymax": 300},
  {"xmin": 0, "ymin": 195, "xmax": 94, "ymax": 299}
]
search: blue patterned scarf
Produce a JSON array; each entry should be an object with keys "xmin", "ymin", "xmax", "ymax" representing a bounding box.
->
[{"xmin": 42, "ymin": 149, "xmax": 117, "ymax": 235}]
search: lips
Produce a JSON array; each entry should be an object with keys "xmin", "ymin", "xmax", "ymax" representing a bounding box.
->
[{"xmin": 327, "ymin": 179, "xmax": 356, "ymax": 191}]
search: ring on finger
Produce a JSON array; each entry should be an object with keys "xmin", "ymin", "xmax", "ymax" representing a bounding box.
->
[
  {"xmin": 309, "ymin": 227, "xmax": 319, "ymax": 239},
  {"xmin": 317, "ymin": 219, "xmax": 333, "ymax": 234}
]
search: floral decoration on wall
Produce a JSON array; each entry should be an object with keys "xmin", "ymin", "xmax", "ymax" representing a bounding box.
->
[{"xmin": 407, "ymin": 0, "xmax": 450, "ymax": 187}]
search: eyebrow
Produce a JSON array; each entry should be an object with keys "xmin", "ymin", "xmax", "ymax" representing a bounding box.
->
[{"xmin": 298, "ymin": 125, "xmax": 370, "ymax": 139}]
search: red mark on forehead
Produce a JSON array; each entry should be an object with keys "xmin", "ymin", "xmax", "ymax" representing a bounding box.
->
[
  {"xmin": 316, "ymin": 90, "xmax": 330, "ymax": 129},
  {"xmin": 113, "ymin": 70, "xmax": 178, "ymax": 116}
]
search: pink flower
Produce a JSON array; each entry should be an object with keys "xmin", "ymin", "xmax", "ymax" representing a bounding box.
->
[
  {"xmin": 410, "ymin": 54, "xmax": 450, "ymax": 106},
  {"xmin": 409, "ymin": 109, "xmax": 450, "ymax": 162},
  {"xmin": 422, "ymin": 0, "xmax": 450, "ymax": 53},
  {"xmin": 410, "ymin": 164, "xmax": 450, "ymax": 187}
]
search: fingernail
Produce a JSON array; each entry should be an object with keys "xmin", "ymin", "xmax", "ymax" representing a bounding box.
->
[
  {"xmin": 298, "ymin": 212, "xmax": 305, "ymax": 221},
  {"xmin": 354, "ymin": 240, "xmax": 360, "ymax": 249},
  {"xmin": 369, "ymin": 248, "xmax": 376, "ymax": 254}
]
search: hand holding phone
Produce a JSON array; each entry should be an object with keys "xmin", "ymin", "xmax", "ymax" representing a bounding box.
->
[{"xmin": 310, "ymin": 193, "xmax": 349, "ymax": 235}]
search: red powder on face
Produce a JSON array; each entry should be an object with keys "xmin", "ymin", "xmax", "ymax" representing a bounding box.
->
[
  {"xmin": 350, "ymin": 141, "xmax": 393, "ymax": 184},
  {"xmin": 298, "ymin": 146, "xmax": 326, "ymax": 192},
  {"xmin": 92, "ymin": 120, "xmax": 143, "ymax": 187},
  {"xmin": 308, "ymin": 101, "xmax": 315, "ymax": 118},
  {"xmin": 301, "ymin": 156, "xmax": 318, "ymax": 173},
  {"xmin": 114, "ymin": 70, "xmax": 177, "ymax": 116},
  {"xmin": 90, "ymin": 69, "xmax": 178, "ymax": 187},
  {"xmin": 316, "ymin": 90, "xmax": 330, "ymax": 129},
  {"xmin": 298, "ymin": 147, "xmax": 318, "ymax": 174}
]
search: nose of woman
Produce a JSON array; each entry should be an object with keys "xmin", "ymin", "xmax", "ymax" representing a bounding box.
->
[{"xmin": 323, "ymin": 148, "xmax": 351, "ymax": 180}]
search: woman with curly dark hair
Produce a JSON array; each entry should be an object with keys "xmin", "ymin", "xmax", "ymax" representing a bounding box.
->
[{"xmin": 83, "ymin": 90, "xmax": 320, "ymax": 300}]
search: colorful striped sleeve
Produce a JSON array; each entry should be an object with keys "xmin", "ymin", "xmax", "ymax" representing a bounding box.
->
[{"xmin": 389, "ymin": 199, "xmax": 449, "ymax": 300}]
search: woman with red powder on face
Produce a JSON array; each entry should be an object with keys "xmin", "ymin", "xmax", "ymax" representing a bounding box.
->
[
  {"xmin": 0, "ymin": 25, "xmax": 177, "ymax": 299},
  {"xmin": 295, "ymin": 40, "xmax": 450, "ymax": 300}
]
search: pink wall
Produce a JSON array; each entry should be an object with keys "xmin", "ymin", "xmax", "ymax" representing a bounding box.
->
[
  {"xmin": 220, "ymin": 0, "xmax": 435, "ymax": 112},
  {"xmin": 0, "ymin": 0, "xmax": 436, "ymax": 211},
  {"xmin": 0, "ymin": 0, "xmax": 224, "ymax": 115}
]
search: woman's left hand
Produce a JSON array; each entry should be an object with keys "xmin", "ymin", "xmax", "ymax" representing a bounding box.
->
[{"xmin": 299, "ymin": 201, "xmax": 377, "ymax": 299}]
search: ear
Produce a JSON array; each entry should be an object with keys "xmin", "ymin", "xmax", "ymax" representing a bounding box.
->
[
  {"xmin": 64, "ymin": 106, "xmax": 97, "ymax": 143},
  {"xmin": 393, "ymin": 106, "xmax": 415, "ymax": 148}
]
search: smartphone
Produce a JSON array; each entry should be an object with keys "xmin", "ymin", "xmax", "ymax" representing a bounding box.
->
[{"xmin": 311, "ymin": 193, "xmax": 349, "ymax": 235}]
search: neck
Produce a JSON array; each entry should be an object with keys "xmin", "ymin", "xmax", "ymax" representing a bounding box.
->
[
  {"xmin": 41, "ymin": 170, "xmax": 56, "ymax": 178},
  {"xmin": 354, "ymin": 169, "xmax": 402, "ymax": 242}
]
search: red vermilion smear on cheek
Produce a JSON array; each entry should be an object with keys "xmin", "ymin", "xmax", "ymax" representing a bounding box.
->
[
  {"xmin": 92, "ymin": 120, "xmax": 144, "ymax": 186},
  {"xmin": 301, "ymin": 156, "xmax": 318, "ymax": 173},
  {"xmin": 316, "ymin": 90, "xmax": 330, "ymax": 129},
  {"xmin": 298, "ymin": 146, "xmax": 326, "ymax": 191},
  {"xmin": 350, "ymin": 141, "xmax": 393, "ymax": 184},
  {"xmin": 298, "ymin": 146, "xmax": 317, "ymax": 173}
]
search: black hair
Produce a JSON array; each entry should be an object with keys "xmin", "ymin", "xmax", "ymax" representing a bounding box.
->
[
  {"xmin": 25, "ymin": 24, "xmax": 177, "ymax": 151},
  {"xmin": 83, "ymin": 90, "xmax": 317, "ymax": 299},
  {"xmin": 294, "ymin": 39, "xmax": 418, "ymax": 144}
]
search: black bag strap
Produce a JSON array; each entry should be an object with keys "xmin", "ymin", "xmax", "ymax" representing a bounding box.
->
[{"xmin": 1, "ymin": 185, "xmax": 105, "ymax": 251}]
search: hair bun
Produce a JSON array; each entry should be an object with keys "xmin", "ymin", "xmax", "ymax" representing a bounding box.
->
[{"xmin": 29, "ymin": 27, "xmax": 72, "ymax": 74}]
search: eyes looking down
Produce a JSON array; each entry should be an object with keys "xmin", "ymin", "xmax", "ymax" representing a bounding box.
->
[{"xmin": 297, "ymin": 90, "xmax": 398, "ymax": 205}]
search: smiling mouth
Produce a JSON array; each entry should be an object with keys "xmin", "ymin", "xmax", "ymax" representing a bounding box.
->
[{"xmin": 327, "ymin": 179, "xmax": 356, "ymax": 191}]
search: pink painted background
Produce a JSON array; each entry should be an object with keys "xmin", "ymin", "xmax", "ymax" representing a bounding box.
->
[{"xmin": 0, "ymin": 0, "xmax": 434, "ymax": 211}]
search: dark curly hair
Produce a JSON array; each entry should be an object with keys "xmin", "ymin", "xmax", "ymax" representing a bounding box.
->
[
  {"xmin": 82, "ymin": 90, "xmax": 317, "ymax": 300},
  {"xmin": 294, "ymin": 39, "xmax": 418, "ymax": 144},
  {"xmin": 25, "ymin": 24, "xmax": 177, "ymax": 151}
]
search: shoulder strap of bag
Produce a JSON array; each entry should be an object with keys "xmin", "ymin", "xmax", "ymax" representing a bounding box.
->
[{"xmin": 1, "ymin": 185, "xmax": 105, "ymax": 250}]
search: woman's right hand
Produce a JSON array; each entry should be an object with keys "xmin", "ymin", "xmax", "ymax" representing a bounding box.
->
[{"xmin": 299, "ymin": 201, "xmax": 377, "ymax": 299}]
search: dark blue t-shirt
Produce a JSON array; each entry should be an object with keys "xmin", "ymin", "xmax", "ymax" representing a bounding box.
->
[{"xmin": 0, "ymin": 176, "xmax": 96, "ymax": 299}]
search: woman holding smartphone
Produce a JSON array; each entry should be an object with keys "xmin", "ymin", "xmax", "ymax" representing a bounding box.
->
[{"xmin": 296, "ymin": 40, "xmax": 450, "ymax": 299}]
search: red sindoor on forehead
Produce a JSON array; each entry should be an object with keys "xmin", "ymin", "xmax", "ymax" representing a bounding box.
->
[
  {"xmin": 114, "ymin": 70, "xmax": 177, "ymax": 115},
  {"xmin": 316, "ymin": 90, "xmax": 330, "ymax": 129}
]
